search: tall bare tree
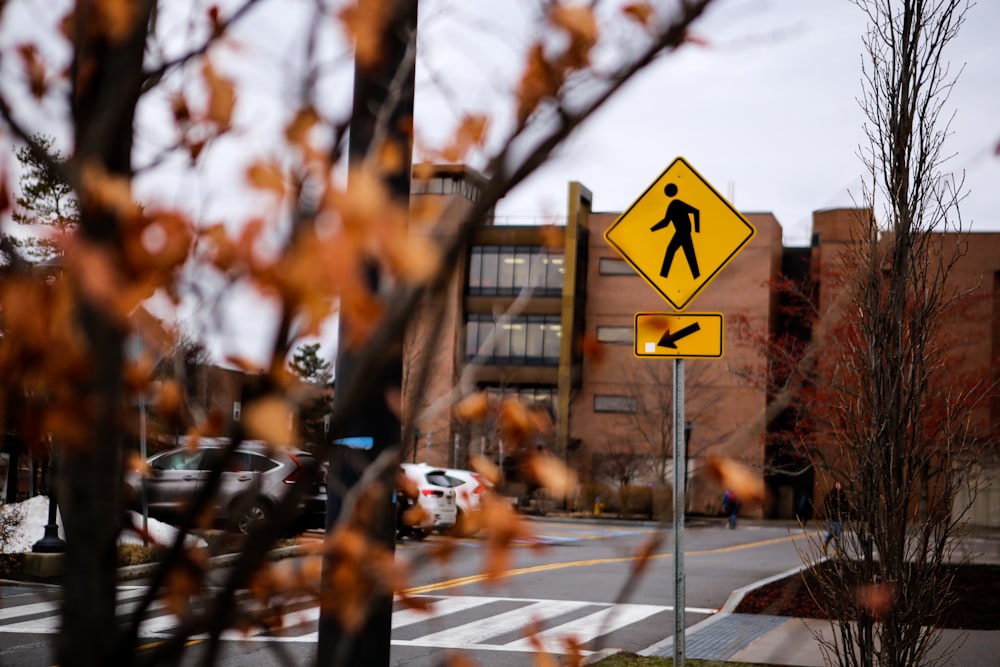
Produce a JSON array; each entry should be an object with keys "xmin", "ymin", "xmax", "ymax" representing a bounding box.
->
[
  {"xmin": 811, "ymin": 2, "xmax": 993, "ymax": 666},
  {"xmin": 611, "ymin": 357, "xmax": 729, "ymax": 485}
]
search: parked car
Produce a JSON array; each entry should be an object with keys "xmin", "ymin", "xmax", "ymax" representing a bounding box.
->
[
  {"xmin": 125, "ymin": 438, "xmax": 327, "ymax": 535},
  {"xmin": 441, "ymin": 467, "xmax": 494, "ymax": 536},
  {"xmin": 397, "ymin": 463, "xmax": 457, "ymax": 540}
]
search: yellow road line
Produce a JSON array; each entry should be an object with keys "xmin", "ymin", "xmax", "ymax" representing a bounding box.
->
[{"xmin": 404, "ymin": 531, "xmax": 820, "ymax": 595}]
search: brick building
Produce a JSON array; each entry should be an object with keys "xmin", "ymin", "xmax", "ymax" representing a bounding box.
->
[{"xmin": 403, "ymin": 164, "xmax": 1000, "ymax": 522}]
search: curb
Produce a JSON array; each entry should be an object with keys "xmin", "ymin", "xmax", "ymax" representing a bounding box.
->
[
  {"xmin": 117, "ymin": 543, "xmax": 310, "ymax": 581},
  {"xmin": 719, "ymin": 559, "xmax": 821, "ymax": 613}
]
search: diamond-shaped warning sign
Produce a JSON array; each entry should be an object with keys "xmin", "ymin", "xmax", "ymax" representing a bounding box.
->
[{"xmin": 605, "ymin": 157, "xmax": 755, "ymax": 311}]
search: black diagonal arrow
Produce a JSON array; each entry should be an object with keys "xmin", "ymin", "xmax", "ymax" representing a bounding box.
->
[{"xmin": 658, "ymin": 322, "xmax": 701, "ymax": 349}]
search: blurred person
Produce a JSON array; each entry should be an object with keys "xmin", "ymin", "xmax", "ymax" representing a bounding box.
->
[
  {"xmin": 823, "ymin": 481, "xmax": 848, "ymax": 555},
  {"xmin": 722, "ymin": 489, "xmax": 741, "ymax": 529}
]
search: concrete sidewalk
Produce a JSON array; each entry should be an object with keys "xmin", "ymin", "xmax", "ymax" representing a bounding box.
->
[{"xmin": 642, "ymin": 535, "xmax": 1000, "ymax": 666}]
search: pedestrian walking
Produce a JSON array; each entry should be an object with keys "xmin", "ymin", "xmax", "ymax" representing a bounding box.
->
[
  {"xmin": 823, "ymin": 481, "xmax": 848, "ymax": 555},
  {"xmin": 722, "ymin": 489, "xmax": 741, "ymax": 529}
]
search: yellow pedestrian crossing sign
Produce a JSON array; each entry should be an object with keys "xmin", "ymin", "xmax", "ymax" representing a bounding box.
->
[
  {"xmin": 605, "ymin": 157, "xmax": 756, "ymax": 311},
  {"xmin": 634, "ymin": 312, "xmax": 724, "ymax": 359}
]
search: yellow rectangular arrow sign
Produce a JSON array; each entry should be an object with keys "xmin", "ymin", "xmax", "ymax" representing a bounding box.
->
[{"xmin": 634, "ymin": 312, "xmax": 724, "ymax": 359}]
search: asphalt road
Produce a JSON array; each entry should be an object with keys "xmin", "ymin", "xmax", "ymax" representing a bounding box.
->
[{"xmin": 0, "ymin": 518, "xmax": 819, "ymax": 666}]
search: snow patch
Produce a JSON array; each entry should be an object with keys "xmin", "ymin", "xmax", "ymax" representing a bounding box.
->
[{"xmin": 1, "ymin": 495, "xmax": 206, "ymax": 553}]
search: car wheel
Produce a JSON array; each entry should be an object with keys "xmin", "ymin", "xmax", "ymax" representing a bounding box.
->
[
  {"xmin": 409, "ymin": 527, "xmax": 427, "ymax": 541},
  {"xmin": 235, "ymin": 498, "xmax": 270, "ymax": 535}
]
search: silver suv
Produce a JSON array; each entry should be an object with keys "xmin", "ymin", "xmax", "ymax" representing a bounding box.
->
[{"xmin": 126, "ymin": 439, "xmax": 326, "ymax": 534}]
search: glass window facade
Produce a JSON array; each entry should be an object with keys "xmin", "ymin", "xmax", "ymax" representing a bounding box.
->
[
  {"xmin": 467, "ymin": 246, "xmax": 564, "ymax": 296},
  {"xmin": 466, "ymin": 314, "xmax": 562, "ymax": 366},
  {"xmin": 484, "ymin": 385, "xmax": 557, "ymax": 421}
]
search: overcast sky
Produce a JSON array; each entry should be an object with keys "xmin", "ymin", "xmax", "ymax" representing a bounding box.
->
[
  {"xmin": 459, "ymin": 0, "xmax": 1000, "ymax": 247},
  {"xmin": 2, "ymin": 0, "xmax": 996, "ymax": 366},
  {"xmin": 140, "ymin": 0, "xmax": 1000, "ymax": 361}
]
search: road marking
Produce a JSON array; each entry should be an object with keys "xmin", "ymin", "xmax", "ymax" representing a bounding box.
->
[{"xmin": 405, "ymin": 531, "xmax": 820, "ymax": 594}]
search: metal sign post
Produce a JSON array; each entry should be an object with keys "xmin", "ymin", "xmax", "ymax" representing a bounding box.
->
[
  {"xmin": 672, "ymin": 358, "xmax": 686, "ymax": 667},
  {"xmin": 603, "ymin": 157, "xmax": 756, "ymax": 667}
]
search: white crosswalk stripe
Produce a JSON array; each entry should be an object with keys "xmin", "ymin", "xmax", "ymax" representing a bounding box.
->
[{"xmin": 0, "ymin": 588, "xmax": 695, "ymax": 655}]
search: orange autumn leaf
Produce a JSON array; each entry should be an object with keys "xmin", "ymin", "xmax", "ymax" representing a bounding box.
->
[
  {"xmin": 412, "ymin": 161, "xmax": 436, "ymax": 182},
  {"xmin": 285, "ymin": 106, "xmax": 320, "ymax": 146},
  {"xmin": 497, "ymin": 397, "xmax": 534, "ymax": 446},
  {"xmin": 63, "ymin": 238, "xmax": 125, "ymax": 318},
  {"xmin": 524, "ymin": 452, "xmax": 577, "ymax": 500},
  {"xmin": 442, "ymin": 114, "xmax": 489, "ymax": 162},
  {"xmin": 515, "ymin": 43, "xmax": 562, "ymax": 123},
  {"xmin": 480, "ymin": 495, "xmax": 537, "ymax": 584},
  {"xmin": 337, "ymin": 0, "xmax": 392, "ymax": 70},
  {"xmin": 203, "ymin": 61, "xmax": 235, "ymax": 129},
  {"xmin": 95, "ymin": 0, "xmax": 140, "ymax": 43},
  {"xmin": 246, "ymin": 161, "xmax": 286, "ymax": 198},
  {"xmin": 123, "ymin": 354, "xmax": 154, "ymax": 396},
  {"xmin": 376, "ymin": 137, "xmax": 406, "ymax": 174},
  {"xmin": 384, "ymin": 233, "xmax": 440, "ymax": 284},
  {"xmin": 124, "ymin": 211, "xmax": 193, "ymax": 275},
  {"xmin": 170, "ymin": 92, "xmax": 191, "ymax": 123},
  {"xmin": 143, "ymin": 211, "xmax": 194, "ymax": 270},
  {"xmin": 539, "ymin": 224, "xmax": 564, "ymax": 252},
  {"xmin": 622, "ymin": 2, "xmax": 655, "ymax": 28},
  {"xmin": 549, "ymin": 3, "xmax": 598, "ymax": 70},
  {"xmin": 157, "ymin": 379, "xmax": 185, "ymax": 421},
  {"xmin": 243, "ymin": 395, "xmax": 297, "ymax": 447},
  {"xmin": 81, "ymin": 162, "xmax": 140, "ymax": 220},
  {"xmin": 469, "ymin": 454, "xmax": 501, "ymax": 486},
  {"xmin": 16, "ymin": 44, "xmax": 47, "ymax": 99},
  {"xmin": 328, "ymin": 165, "xmax": 391, "ymax": 232},
  {"xmin": 453, "ymin": 393, "xmax": 489, "ymax": 425},
  {"xmin": 579, "ymin": 333, "xmax": 605, "ymax": 364},
  {"xmin": 705, "ymin": 455, "xmax": 766, "ymax": 505},
  {"xmin": 857, "ymin": 581, "xmax": 897, "ymax": 619}
]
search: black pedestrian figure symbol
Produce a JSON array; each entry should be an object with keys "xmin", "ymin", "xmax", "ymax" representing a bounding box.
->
[{"xmin": 650, "ymin": 183, "xmax": 700, "ymax": 279}]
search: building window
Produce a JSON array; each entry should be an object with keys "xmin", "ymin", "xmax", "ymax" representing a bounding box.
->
[
  {"xmin": 412, "ymin": 175, "xmax": 481, "ymax": 202},
  {"xmin": 468, "ymin": 246, "xmax": 563, "ymax": 296},
  {"xmin": 484, "ymin": 385, "xmax": 557, "ymax": 421},
  {"xmin": 599, "ymin": 257, "xmax": 636, "ymax": 276},
  {"xmin": 594, "ymin": 394, "xmax": 637, "ymax": 413},
  {"xmin": 465, "ymin": 314, "xmax": 562, "ymax": 366},
  {"xmin": 596, "ymin": 326, "xmax": 633, "ymax": 344}
]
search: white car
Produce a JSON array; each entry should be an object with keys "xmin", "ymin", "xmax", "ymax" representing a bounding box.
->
[
  {"xmin": 441, "ymin": 467, "xmax": 494, "ymax": 536},
  {"xmin": 398, "ymin": 463, "xmax": 457, "ymax": 539}
]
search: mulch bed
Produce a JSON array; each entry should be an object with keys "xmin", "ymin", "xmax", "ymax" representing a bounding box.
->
[{"xmin": 734, "ymin": 561, "xmax": 1000, "ymax": 630}]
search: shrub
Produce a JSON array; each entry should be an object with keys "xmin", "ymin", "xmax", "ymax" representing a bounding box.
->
[
  {"xmin": 577, "ymin": 481, "xmax": 617, "ymax": 514},
  {"xmin": 619, "ymin": 485, "xmax": 653, "ymax": 517},
  {"xmin": 652, "ymin": 485, "xmax": 673, "ymax": 522},
  {"xmin": 117, "ymin": 543, "xmax": 164, "ymax": 567}
]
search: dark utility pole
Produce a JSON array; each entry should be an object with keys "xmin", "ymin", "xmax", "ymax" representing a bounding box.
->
[{"xmin": 317, "ymin": 1, "xmax": 417, "ymax": 666}]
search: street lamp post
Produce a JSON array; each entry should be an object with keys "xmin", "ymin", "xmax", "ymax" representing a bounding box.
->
[{"xmin": 32, "ymin": 446, "xmax": 65, "ymax": 553}]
